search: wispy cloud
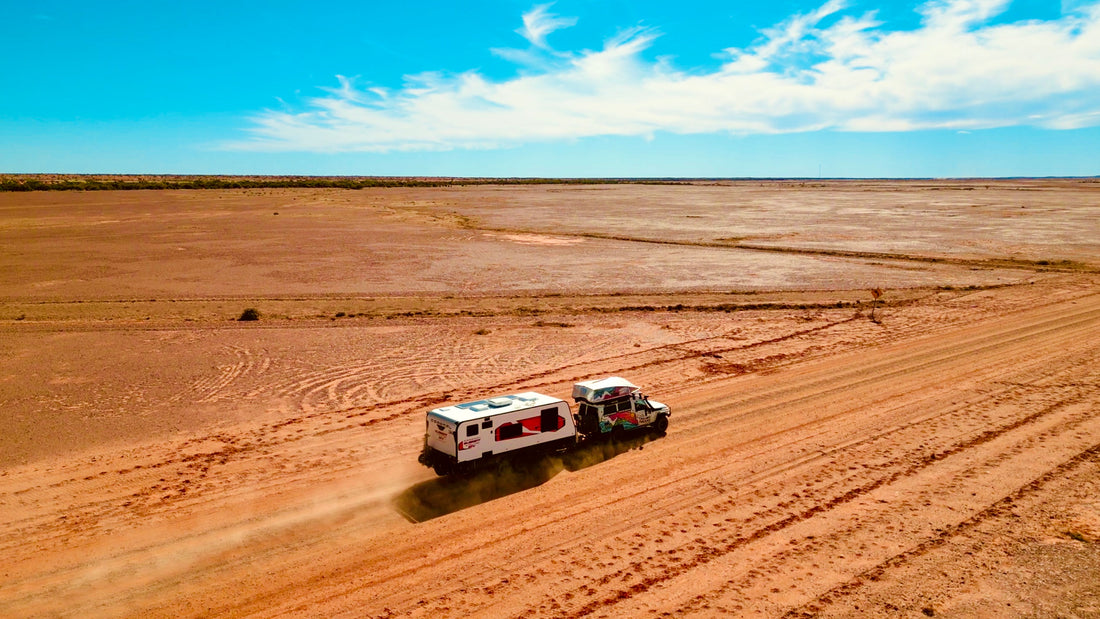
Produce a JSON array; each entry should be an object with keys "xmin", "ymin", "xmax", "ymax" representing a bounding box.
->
[
  {"xmin": 235, "ymin": 0, "xmax": 1100, "ymax": 152},
  {"xmin": 517, "ymin": 3, "xmax": 577, "ymax": 49}
]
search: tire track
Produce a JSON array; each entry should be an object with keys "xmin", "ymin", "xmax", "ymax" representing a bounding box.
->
[
  {"xmin": 552, "ymin": 389, "xmax": 1099, "ymax": 618},
  {"xmin": 670, "ymin": 300, "xmax": 1099, "ymax": 446},
  {"xmin": 782, "ymin": 442, "xmax": 1100, "ymax": 618},
  {"xmin": 666, "ymin": 386, "xmax": 1099, "ymax": 616}
]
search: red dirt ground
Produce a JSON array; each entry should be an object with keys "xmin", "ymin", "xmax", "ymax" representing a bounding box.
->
[{"xmin": 1, "ymin": 180, "xmax": 1098, "ymax": 617}]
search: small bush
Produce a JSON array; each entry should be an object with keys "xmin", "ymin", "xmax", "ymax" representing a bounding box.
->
[
  {"xmin": 238, "ymin": 308, "xmax": 261, "ymax": 321},
  {"xmin": 1065, "ymin": 530, "xmax": 1090, "ymax": 543},
  {"xmin": 474, "ymin": 328, "xmax": 491, "ymax": 335},
  {"xmin": 533, "ymin": 320, "xmax": 574, "ymax": 328},
  {"xmin": 869, "ymin": 288, "xmax": 885, "ymax": 322}
]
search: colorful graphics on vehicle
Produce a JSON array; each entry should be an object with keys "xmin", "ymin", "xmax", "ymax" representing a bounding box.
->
[
  {"xmin": 594, "ymin": 386, "xmax": 635, "ymax": 401},
  {"xmin": 599, "ymin": 410, "xmax": 640, "ymax": 433},
  {"xmin": 572, "ymin": 377, "xmax": 640, "ymax": 404}
]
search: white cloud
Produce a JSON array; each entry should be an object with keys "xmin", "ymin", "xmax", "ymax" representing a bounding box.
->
[
  {"xmin": 918, "ymin": 0, "xmax": 1011, "ymax": 29},
  {"xmin": 235, "ymin": 0, "xmax": 1100, "ymax": 153},
  {"xmin": 517, "ymin": 3, "xmax": 578, "ymax": 49}
]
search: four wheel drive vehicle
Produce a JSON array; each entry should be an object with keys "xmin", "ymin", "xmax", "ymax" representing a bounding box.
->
[
  {"xmin": 417, "ymin": 377, "xmax": 671, "ymax": 476},
  {"xmin": 417, "ymin": 392, "xmax": 577, "ymax": 477},
  {"xmin": 572, "ymin": 376, "xmax": 670, "ymax": 437}
]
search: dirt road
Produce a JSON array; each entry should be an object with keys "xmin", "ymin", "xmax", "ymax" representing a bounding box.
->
[{"xmin": 1, "ymin": 280, "xmax": 1097, "ymax": 617}]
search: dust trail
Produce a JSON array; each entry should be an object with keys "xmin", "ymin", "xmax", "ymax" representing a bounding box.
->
[
  {"xmin": 394, "ymin": 433, "xmax": 660, "ymax": 523},
  {"xmin": 394, "ymin": 458, "xmax": 565, "ymax": 523},
  {"xmin": 0, "ymin": 463, "xmax": 423, "ymax": 618}
]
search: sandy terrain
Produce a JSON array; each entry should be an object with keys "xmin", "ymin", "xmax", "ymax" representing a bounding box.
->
[{"xmin": 1, "ymin": 180, "xmax": 1098, "ymax": 617}]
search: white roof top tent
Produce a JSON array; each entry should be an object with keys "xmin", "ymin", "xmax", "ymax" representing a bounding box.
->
[{"xmin": 571, "ymin": 376, "xmax": 639, "ymax": 404}]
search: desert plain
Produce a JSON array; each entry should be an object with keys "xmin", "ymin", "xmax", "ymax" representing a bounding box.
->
[{"xmin": 1, "ymin": 179, "xmax": 1099, "ymax": 617}]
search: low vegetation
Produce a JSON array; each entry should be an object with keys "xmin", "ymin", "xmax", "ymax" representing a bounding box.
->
[
  {"xmin": 533, "ymin": 320, "xmax": 574, "ymax": 328},
  {"xmin": 869, "ymin": 288, "xmax": 884, "ymax": 323},
  {"xmin": 238, "ymin": 308, "xmax": 261, "ymax": 321},
  {"xmin": 0, "ymin": 175, "xmax": 684, "ymax": 192}
]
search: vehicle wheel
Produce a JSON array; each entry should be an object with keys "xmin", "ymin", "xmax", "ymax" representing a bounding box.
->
[
  {"xmin": 654, "ymin": 414, "xmax": 669, "ymax": 435},
  {"xmin": 432, "ymin": 460, "xmax": 453, "ymax": 476}
]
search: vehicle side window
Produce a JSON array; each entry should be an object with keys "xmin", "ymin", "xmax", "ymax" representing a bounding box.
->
[
  {"xmin": 466, "ymin": 424, "xmax": 478, "ymax": 437},
  {"xmin": 497, "ymin": 423, "xmax": 523, "ymax": 440},
  {"xmin": 540, "ymin": 407, "xmax": 558, "ymax": 432}
]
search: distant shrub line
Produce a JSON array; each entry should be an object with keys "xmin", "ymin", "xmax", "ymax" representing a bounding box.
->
[{"xmin": 0, "ymin": 176, "xmax": 684, "ymax": 192}]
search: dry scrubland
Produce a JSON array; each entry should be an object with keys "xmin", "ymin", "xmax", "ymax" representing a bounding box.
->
[{"xmin": 1, "ymin": 179, "xmax": 1099, "ymax": 617}]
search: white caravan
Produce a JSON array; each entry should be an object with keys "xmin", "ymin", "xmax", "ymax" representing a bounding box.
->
[{"xmin": 417, "ymin": 392, "xmax": 576, "ymax": 476}]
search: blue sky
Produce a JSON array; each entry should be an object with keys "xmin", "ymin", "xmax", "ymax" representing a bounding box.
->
[{"xmin": 2, "ymin": 0, "xmax": 1099, "ymax": 177}]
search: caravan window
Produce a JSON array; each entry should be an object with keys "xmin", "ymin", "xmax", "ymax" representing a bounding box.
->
[
  {"xmin": 497, "ymin": 423, "xmax": 523, "ymax": 440},
  {"xmin": 466, "ymin": 424, "xmax": 478, "ymax": 437},
  {"xmin": 540, "ymin": 407, "xmax": 558, "ymax": 432}
]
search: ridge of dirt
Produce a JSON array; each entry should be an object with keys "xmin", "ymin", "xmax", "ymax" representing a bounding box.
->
[{"xmin": 464, "ymin": 225, "xmax": 1099, "ymax": 273}]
